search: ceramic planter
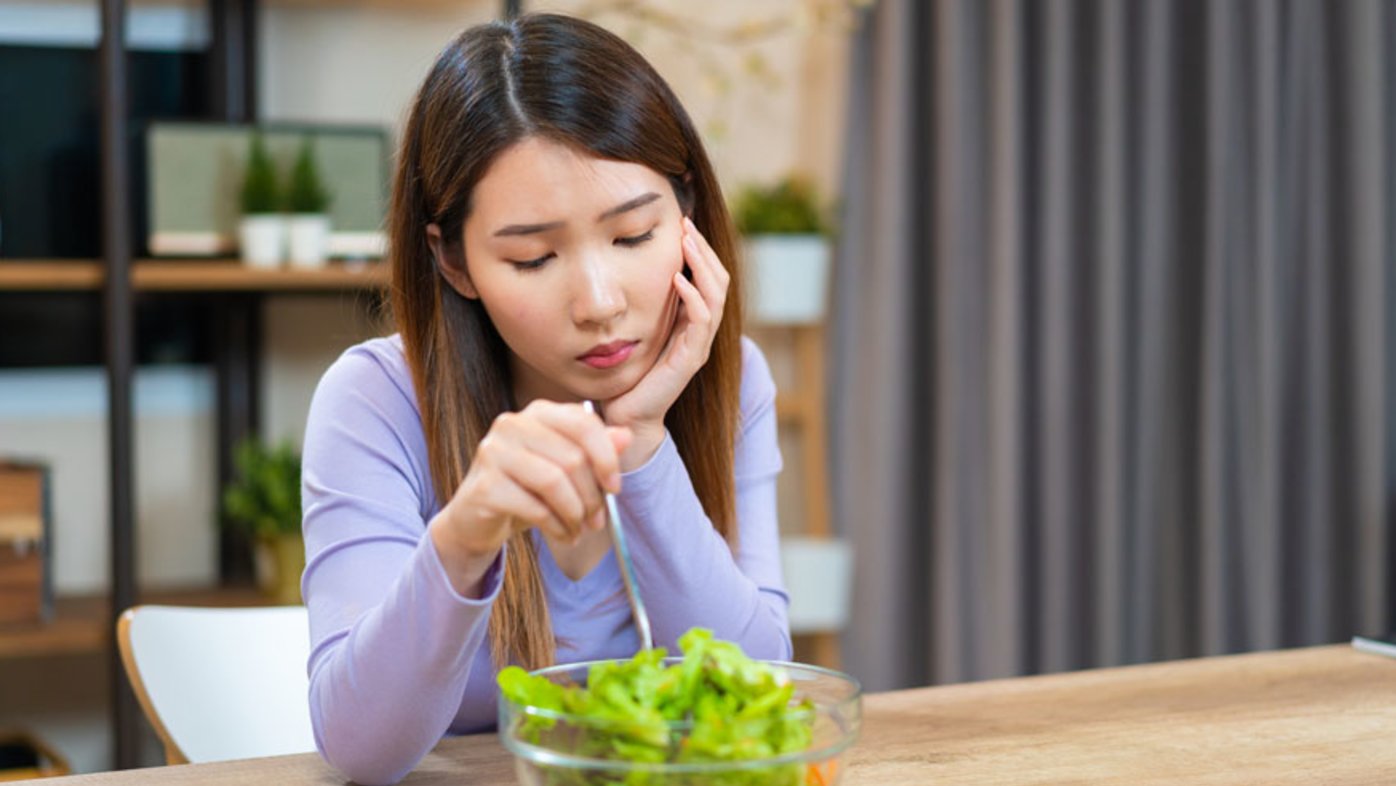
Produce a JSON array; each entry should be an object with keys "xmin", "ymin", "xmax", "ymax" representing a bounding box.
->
[
  {"xmin": 239, "ymin": 214, "xmax": 286, "ymax": 268},
  {"xmin": 287, "ymin": 214, "xmax": 332, "ymax": 268},
  {"xmin": 743, "ymin": 234, "xmax": 831, "ymax": 324},
  {"xmin": 253, "ymin": 533, "xmax": 305, "ymax": 605}
]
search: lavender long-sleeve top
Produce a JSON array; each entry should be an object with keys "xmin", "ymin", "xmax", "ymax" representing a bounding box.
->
[{"xmin": 300, "ymin": 334, "xmax": 789, "ymax": 785}]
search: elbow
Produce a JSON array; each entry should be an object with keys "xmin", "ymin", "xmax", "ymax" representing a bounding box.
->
[
  {"xmin": 310, "ymin": 683, "xmax": 422, "ymax": 786},
  {"xmin": 743, "ymin": 595, "xmax": 794, "ymax": 661},
  {"xmin": 767, "ymin": 626, "xmax": 795, "ymax": 662},
  {"xmin": 315, "ymin": 725, "xmax": 416, "ymax": 786}
]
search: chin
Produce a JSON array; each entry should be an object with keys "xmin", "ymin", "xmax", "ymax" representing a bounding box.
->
[
  {"xmin": 571, "ymin": 368, "xmax": 641, "ymax": 403},
  {"xmin": 586, "ymin": 378, "xmax": 638, "ymax": 402}
]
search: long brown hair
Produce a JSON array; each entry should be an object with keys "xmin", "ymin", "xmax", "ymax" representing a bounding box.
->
[{"xmin": 387, "ymin": 13, "xmax": 745, "ymax": 671}]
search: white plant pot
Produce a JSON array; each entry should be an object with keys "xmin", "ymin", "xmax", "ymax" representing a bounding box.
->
[
  {"xmin": 744, "ymin": 234, "xmax": 831, "ymax": 325},
  {"xmin": 780, "ymin": 536, "xmax": 854, "ymax": 634},
  {"xmin": 239, "ymin": 214, "xmax": 286, "ymax": 268},
  {"xmin": 287, "ymin": 214, "xmax": 332, "ymax": 269}
]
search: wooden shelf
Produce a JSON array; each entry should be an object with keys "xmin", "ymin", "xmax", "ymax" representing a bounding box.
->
[
  {"xmin": 0, "ymin": 586, "xmax": 272, "ymax": 660},
  {"xmin": 0, "ymin": 260, "xmax": 104, "ymax": 290},
  {"xmin": 266, "ymin": 0, "xmax": 481, "ymax": 7},
  {"xmin": 0, "ymin": 259, "xmax": 388, "ymax": 292}
]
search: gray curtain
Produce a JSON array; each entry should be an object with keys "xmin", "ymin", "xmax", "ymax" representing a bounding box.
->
[{"xmin": 831, "ymin": 0, "xmax": 1393, "ymax": 692}]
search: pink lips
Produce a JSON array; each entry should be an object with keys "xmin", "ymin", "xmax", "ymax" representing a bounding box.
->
[{"xmin": 578, "ymin": 340, "xmax": 637, "ymax": 369}]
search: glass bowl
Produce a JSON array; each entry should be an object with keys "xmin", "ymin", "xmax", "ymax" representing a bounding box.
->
[{"xmin": 498, "ymin": 658, "xmax": 862, "ymax": 786}]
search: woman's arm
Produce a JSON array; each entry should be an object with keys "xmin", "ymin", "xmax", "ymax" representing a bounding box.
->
[
  {"xmin": 301, "ymin": 343, "xmax": 501, "ymax": 786},
  {"xmin": 615, "ymin": 338, "xmax": 792, "ymax": 659}
]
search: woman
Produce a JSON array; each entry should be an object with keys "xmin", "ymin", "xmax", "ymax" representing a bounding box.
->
[{"xmin": 300, "ymin": 13, "xmax": 789, "ymax": 785}]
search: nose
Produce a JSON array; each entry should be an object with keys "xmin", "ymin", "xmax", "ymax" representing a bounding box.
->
[{"xmin": 571, "ymin": 253, "xmax": 625, "ymax": 326}]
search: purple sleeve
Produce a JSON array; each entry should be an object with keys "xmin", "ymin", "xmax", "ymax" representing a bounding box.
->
[
  {"xmin": 300, "ymin": 343, "xmax": 504, "ymax": 786},
  {"xmin": 616, "ymin": 337, "xmax": 792, "ymax": 659}
]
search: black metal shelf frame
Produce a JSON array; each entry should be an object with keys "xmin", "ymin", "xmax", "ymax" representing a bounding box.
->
[{"xmin": 97, "ymin": 0, "xmax": 520, "ymax": 769}]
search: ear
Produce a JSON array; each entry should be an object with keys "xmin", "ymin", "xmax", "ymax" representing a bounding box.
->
[{"xmin": 426, "ymin": 223, "xmax": 479, "ymax": 300}]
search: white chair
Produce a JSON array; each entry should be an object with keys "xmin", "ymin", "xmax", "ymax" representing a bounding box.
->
[{"xmin": 116, "ymin": 604, "xmax": 316, "ymax": 764}]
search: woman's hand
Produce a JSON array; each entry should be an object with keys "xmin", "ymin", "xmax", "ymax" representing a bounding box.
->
[
  {"xmin": 428, "ymin": 401, "xmax": 631, "ymax": 597},
  {"xmin": 602, "ymin": 216, "xmax": 730, "ymax": 469}
]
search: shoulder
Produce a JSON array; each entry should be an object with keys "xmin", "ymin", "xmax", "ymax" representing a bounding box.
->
[
  {"xmin": 313, "ymin": 334, "xmax": 416, "ymax": 408},
  {"xmin": 305, "ymin": 334, "xmax": 434, "ymax": 509},
  {"xmin": 308, "ymin": 334, "xmax": 423, "ymax": 438}
]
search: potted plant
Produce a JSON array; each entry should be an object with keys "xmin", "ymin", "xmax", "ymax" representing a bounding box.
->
[
  {"xmin": 286, "ymin": 138, "xmax": 333, "ymax": 268},
  {"xmin": 732, "ymin": 175, "xmax": 832, "ymax": 324},
  {"xmin": 222, "ymin": 438, "xmax": 305, "ymax": 605},
  {"xmin": 238, "ymin": 133, "xmax": 285, "ymax": 268}
]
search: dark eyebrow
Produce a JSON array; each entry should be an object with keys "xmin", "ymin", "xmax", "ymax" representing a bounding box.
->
[
  {"xmin": 493, "ymin": 220, "xmax": 565, "ymax": 238},
  {"xmin": 492, "ymin": 192, "xmax": 663, "ymax": 238},
  {"xmin": 597, "ymin": 191, "xmax": 662, "ymax": 221}
]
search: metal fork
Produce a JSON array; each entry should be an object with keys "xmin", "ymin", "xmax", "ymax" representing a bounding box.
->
[{"xmin": 583, "ymin": 401, "xmax": 654, "ymax": 651}]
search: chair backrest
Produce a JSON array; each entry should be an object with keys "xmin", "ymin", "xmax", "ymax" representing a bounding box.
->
[{"xmin": 116, "ymin": 604, "xmax": 316, "ymax": 765}]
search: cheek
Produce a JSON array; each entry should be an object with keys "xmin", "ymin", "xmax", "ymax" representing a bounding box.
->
[
  {"xmin": 479, "ymin": 282, "xmax": 556, "ymax": 342},
  {"xmin": 639, "ymin": 236, "xmax": 684, "ymax": 299}
]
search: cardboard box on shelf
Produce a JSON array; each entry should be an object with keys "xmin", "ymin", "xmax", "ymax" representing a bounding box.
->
[{"xmin": 0, "ymin": 461, "xmax": 52, "ymax": 626}]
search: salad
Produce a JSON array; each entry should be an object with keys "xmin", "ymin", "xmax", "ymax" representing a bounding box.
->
[{"xmin": 498, "ymin": 628, "xmax": 830, "ymax": 785}]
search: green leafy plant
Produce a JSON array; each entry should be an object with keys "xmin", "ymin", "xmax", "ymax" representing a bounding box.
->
[
  {"xmin": 240, "ymin": 133, "xmax": 282, "ymax": 215},
  {"xmin": 731, "ymin": 176, "xmax": 828, "ymax": 237},
  {"xmin": 286, "ymin": 138, "xmax": 332, "ymax": 214},
  {"xmin": 500, "ymin": 628, "xmax": 816, "ymax": 784},
  {"xmin": 222, "ymin": 438, "xmax": 302, "ymax": 540}
]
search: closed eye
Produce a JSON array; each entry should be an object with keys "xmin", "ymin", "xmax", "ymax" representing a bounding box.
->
[
  {"xmin": 508, "ymin": 252, "xmax": 555, "ymax": 271},
  {"xmin": 615, "ymin": 229, "xmax": 655, "ymax": 248}
]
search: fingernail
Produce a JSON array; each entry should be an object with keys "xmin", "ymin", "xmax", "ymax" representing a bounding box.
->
[{"xmin": 608, "ymin": 473, "xmax": 621, "ymax": 492}]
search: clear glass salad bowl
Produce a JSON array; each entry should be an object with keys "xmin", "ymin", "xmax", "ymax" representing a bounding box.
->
[{"xmin": 498, "ymin": 657, "xmax": 862, "ymax": 786}]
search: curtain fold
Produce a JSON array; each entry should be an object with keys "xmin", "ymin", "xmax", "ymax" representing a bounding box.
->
[{"xmin": 832, "ymin": 0, "xmax": 1392, "ymax": 691}]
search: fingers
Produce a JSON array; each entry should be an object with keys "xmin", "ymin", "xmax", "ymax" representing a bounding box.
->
[
  {"xmin": 494, "ymin": 437, "xmax": 599, "ymax": 542},
  {"xmin": 681, "ymin": 216, "xmax": 730, "ymax": 314},
  {"xmin": 672, "ymin": 271, "xmax": 713, "ymax": 351},
  {"xmin": 525, "ymin": 403, "xmax": 625, "ymax": 494},
  {"xmin": 506, "ymin": 412, "xmax": 605, "ymax": 526},
  {"xmin": 673, "ymin": 219, "xmax": 725, "ymax": 367},
  {"xmin": 475, "ymin": 403, "xmax": 630, "ymax": 543},
  {"xmin": 495, "ymin": 478, "xmax": 574, "ymax": 543}
]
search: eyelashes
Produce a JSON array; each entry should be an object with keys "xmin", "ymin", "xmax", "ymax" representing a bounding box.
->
[
  {"xmin": 614, "ymin": 229, "xmax": 654, "ymax": 248},
  {"xmin": 510, "ymin": 253, "xmax": 553, "ymax": 271},
  {"xmin": 508, "ymin": 228, "xmax": 657, "ymax": 272}
]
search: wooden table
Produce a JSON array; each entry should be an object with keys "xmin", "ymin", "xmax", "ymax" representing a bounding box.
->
[{"xmin": 34, "ymin": 645, "xmax": 1396, "ymax": 785}]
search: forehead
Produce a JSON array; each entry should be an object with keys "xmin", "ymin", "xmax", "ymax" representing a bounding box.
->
[{"xmin": 469, "ymin": 137, "xmax": 669, "ymax": 225}]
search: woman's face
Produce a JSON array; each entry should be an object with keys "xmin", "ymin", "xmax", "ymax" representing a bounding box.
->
[{"xmin": 447, "ymin": 137, "xmax": 685, "ymax": 405}]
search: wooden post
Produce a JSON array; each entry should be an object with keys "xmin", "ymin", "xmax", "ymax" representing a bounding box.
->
[{"xmin": 791, "ymin": 325, "xmax": 841, "ymax": 669}]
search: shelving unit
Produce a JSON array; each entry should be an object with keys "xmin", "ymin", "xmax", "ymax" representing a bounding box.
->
[
  {"xmin": 1, "ymin": 0, "xmax": 497, "ymax": 769},
  {"xmin": 0, "ymin": 260, "xmax": 388, "ymax": 292},
  {"xmin": 0, "ymin": 587, "xmax": 269, "ymax": 660},
  {"xmin": 773, "ymin": 324, "xmax": 830, "ymax": 539},
  {"xmin": 754, "ymin": 323, "xmax": 842, "ymax": 670},
  {"xmin": 0, "ymin": 254, "xmax": 386, "ymax": 765}
]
